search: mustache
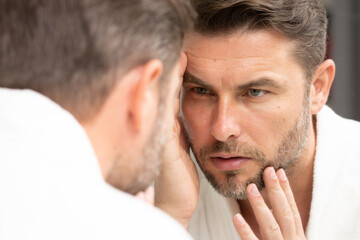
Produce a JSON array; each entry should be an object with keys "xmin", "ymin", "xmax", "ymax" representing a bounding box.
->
[{"xmin": 198, "ymin": 140, "xmax": 266, "ymax": 163}]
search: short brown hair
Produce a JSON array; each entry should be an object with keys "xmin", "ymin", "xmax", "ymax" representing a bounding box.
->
[
  {"xmin": 192, "ymin": 0, "xmax": 328, "ymax": 80},
  {"xmin": 0, "ymin": 0, "xmax": 195, "ymax": 120}
]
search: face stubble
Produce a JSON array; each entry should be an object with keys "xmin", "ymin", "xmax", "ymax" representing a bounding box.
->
[
  {"xmin": 185, "ymin": 89, "xmax": 311, "ymax": 200},
  {"xmin": 106, "ymin": 84, "xmax": 169, "ymax": 195}
]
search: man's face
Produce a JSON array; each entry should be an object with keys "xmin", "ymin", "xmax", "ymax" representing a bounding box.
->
[{"xmin": 182, "ymin": 30, "xmax": 311, "ymax": 199}]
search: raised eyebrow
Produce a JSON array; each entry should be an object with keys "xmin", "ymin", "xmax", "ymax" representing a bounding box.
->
[
  {"xmin": 183, "ymin": 72, "xmax": 213, "ymax": 89},
  {"xmin": 237, "ymin": 79, "xmax": 284, "ymax": 91}
]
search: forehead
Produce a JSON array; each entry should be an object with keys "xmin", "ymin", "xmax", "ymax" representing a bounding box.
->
[{"xmin": 184, "ymin": 29, "xmax": 301, "ymax": 76}]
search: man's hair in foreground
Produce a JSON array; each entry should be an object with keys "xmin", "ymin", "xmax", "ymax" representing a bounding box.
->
[
  {"xmin": 0, "ymin": 0, "xmax": 194, "ymax": 120},
  {"xmin": 192, "ymin": 0, "xmax": 328, "ymax": 80}
]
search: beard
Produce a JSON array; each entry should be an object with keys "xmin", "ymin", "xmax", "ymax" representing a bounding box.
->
[
  {"xmin": 125, "ymin": 103, "xmax": 168, "ymax": 194},
  {"xmin": 186, "ymin": 95, "xmax": 311, "ymax": 200},
  {"xmin": 106, "ymin": 95, "xmax": 168, "ymax": 195}
]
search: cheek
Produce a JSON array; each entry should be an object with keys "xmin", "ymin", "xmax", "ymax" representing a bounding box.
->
[
  {"xmin": 251, "ymin": 110, "xmax": 297, "ymax": 156},
  {"xmin": 242, "ymin": 108, "xmax": 289, "ymax": 149}
]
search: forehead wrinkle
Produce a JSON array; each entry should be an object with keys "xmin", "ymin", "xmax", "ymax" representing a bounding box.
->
[
  {"xmin": 186, "ymin": 55, "xmax": 269, "ymax": 72},
  {"xmin": 186, "ymin": 52, "xmax": 266, "ymax": 64},
  {"xmin": 186, "ymin": 52, "xmax": 264, "ymax": 61}
]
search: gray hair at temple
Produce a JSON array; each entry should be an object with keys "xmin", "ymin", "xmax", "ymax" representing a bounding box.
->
[
  {"xmin": 0, "ymin": 0, "xmax": 195, "ymax": 120},
  {"xmin": 192, "ymin": 0, "xmax": 328, "ymax": 80}
]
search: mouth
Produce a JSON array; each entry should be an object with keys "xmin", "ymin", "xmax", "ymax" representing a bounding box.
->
[{"xmin": 209, "ymin": 154, "xmax": 251, "ymax": 171}]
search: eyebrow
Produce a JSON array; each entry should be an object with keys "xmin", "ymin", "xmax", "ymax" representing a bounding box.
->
[
  {"xmin": 236, "ymin": 79, "xmax": 284, "ymax": 91},
  {"xmin": 183, "ymin": 72, "xmax": 213, "ymax": 89},
  {"xmin": 184, "ymin": 72, "xmax": 284, "ymax": 91}
]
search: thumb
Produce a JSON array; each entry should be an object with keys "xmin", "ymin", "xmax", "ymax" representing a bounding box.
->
[{"xmin": 176, "ymin": 116, "xmax": 190, "ymax": 154}]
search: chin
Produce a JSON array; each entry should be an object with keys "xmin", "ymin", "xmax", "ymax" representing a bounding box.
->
[
  {"xmin": 105, "ymin": 162, "xmax": 157, "ymax": 195},
  {"xmin": 202, "ymin": 166, "xmax": 266, "ymax": 200}
]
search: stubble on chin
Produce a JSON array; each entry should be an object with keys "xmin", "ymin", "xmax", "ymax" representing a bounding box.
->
[{"xmin": 197, "ymin": 161, "xmax": 267, "ymax": 200}]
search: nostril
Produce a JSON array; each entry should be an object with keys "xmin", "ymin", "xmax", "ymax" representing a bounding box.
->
[{"xmin": 228, "ymin": 134, "xmax": 237, "ymax": 140}]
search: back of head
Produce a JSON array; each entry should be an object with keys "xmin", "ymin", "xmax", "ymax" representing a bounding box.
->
[
  {"xmin": 0, "ymin": 0, "xmax": 195, "ymax": 121},
  {"xmin": 192, "ymin": 0, "xmax": 328, "ymax": 80}
]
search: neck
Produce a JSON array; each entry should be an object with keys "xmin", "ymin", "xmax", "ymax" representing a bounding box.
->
[{"xmin": 238, "ymin": 115, "xmax": 317, "ymax": 236}]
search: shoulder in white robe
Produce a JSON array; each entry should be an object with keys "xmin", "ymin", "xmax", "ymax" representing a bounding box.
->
[{"xmin": 0, "ymin": 88, "xmax": 192, "ymax": 240}]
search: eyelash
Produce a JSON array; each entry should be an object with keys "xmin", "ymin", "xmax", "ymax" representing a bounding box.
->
[
  {"xmin": 246, "ymin": 89, "xmax": 267, "ymax": 97},
  {"xmin": 191, "ymin": 87, "xmax": 267, "ymax": 98},
  {"xmin": 191, "ymin": 87, "xmax": 212, "ymax": 95}
]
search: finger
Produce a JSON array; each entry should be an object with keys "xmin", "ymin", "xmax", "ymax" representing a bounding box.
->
[
  {"xmin": 174, "ymin": 95, "xmax": 180, "ymax": 117},
  {"xmin": 179, "ymin": 52, "xmax": 188, "ymax": 78},
  {"xmin": 233, "ymin": 213, "xmax": 258, "ymax": 240},
  {"xmin": 135, "ymin": 187, "xmax": 155, "ymax": 205},
  {"xmin": 135, "ymin": 191, "xmax": 145, "ymax": 201},
  {"xmin": 173, "ymin": 52, "xmax": 187, "ymax": 117},
  {"xmin": 176, "ymin": 116, "xmax": 190, "ymax": 153},
  {"xmin": 173, "ymin": 116, "xmax": 181, "ymax": 136},
  {"xmin": 263, "ymin": 167, "xmax": 296, "ymax": 239},
  {"xmin": 143, "ymin": 186, "xmax": 155, "ymax": 206},
  {"xmin": 246, "ymin": 183, "xmax": 283, "ymax": 240},
  {"xmin": 276, "ymin": 168, "xmax": 304, "ymax": 234}
]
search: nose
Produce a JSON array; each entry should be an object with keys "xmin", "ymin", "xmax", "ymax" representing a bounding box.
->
[{"xmin": 210, "ymin": 97, "xmax": 242, "ymax": 142}]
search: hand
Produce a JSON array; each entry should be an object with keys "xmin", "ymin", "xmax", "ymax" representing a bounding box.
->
[
  {"xmin": 154, "ymin": 116, "xmax": 200, "ymax": 229},
  {"xmin": 154, "ymin": 52, "xmax": 199, "ymax": 229},
  {"xmin": 233, "ymin": 167, "xmax": 306, "ymax": 240},
  {"xmin": 135, "ymin": 186, "xmax": 154, "ymax": 205}
]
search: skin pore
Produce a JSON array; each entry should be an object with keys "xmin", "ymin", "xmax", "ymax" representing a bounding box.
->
[{"xmin": 181, "ymin": 29, "xmax": 318, "ymax": 234}]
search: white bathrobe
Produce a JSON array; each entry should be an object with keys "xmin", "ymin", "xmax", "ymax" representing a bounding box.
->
[
  {"xmin": 188, "ymin": 105, "xmax": 360, "ymax": 240},
  {"xmin": 0, "ymin": 88, "xmax": 192, "ymax": 240}
]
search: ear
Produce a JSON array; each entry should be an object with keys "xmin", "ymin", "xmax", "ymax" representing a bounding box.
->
[
  {"xmin": 129, "ymin": 59, "xmax": 163, "ymax": 132},
  {"xmin": 310, "ymin": 59, "xmax": 335, "ymax": 115}
]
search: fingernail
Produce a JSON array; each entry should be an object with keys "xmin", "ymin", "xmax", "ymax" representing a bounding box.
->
[
  {"xmin": 277, "ymin": 168, "xmax": 287, "ymax": 181},
  {"xmin": 269, "ymin": 167, "xmax": 277, "ymax": 180},
  {"xmin": 234, "ymin": 213, "xmax": 245, "ymax": 225},
  {"xmin": 250, "ymin": 184, "xmax": 260, "ymax": 196}
]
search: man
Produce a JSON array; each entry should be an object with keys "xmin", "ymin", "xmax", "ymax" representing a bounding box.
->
[
  {"xmin": 155, "ymin": 0, "xmax": 360, "ymax": 239},
  {"xmin": 0, "ymin": 0, "xmax": 194, "ymax": 239}
]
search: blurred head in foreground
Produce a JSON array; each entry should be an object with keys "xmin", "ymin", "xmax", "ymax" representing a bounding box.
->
[{"xmin": 0, "ymin": 0, "xmax": 195, "ymax": 194}]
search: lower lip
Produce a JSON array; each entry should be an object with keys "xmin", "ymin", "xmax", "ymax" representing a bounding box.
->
[{"xmin": 211, "ymin": 157, "xmax": 250, "ymax": 171}]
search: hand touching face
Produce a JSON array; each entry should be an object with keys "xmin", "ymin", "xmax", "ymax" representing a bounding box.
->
[{"xmin": 233, "ymin": 167, "xmax": 306, "ymax": 240}]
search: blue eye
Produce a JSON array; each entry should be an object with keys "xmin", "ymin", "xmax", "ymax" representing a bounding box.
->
[
  {"xmin": 248, "ymin": 89, "xmax": 265, "ymax": 97},
  {"xmin": 193, "ymin": 87, "xmax": 211, "ymax": 95}
]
